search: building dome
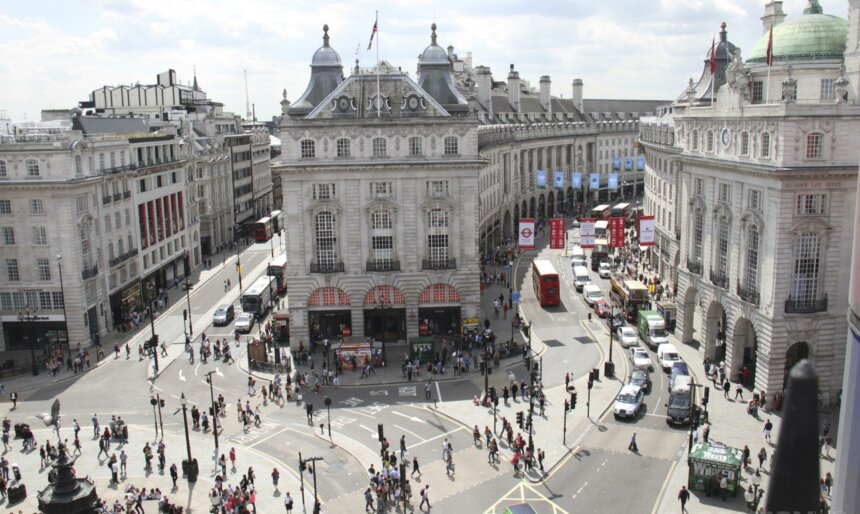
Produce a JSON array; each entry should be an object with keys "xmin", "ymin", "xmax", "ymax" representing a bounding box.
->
[
  {"xmin": 418, "ymin": 23, "xmax": 450, "ymax": 66},
  {"xmin": 748, "ymin": 1, "xmax": 847, "ymax": 63},
  {"xmin": 311, "ymin": 24, "xmax": 342, "ymax": 67}
]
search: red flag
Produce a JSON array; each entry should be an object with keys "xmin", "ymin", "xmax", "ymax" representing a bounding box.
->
[
  {"xmin": 367, "ymin": 17, "xmax": 378, "ymax": 50},
  {"xmin": 766, "ymin": 26, "xmax": 773, "ymax": 66},
  {"xmin": 709, "ymin": 36, "xmax": 716, "ymax": 74}
]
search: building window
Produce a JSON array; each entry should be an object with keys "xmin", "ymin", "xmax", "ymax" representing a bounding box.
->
[
  {"xmin": 312, "ymin": 183, "xmax": 335, "ymax": 200},
  {"xmin": 372, "ymin": 137, "xmax": 387, "ymax": 157},
  {"xmin": 718, "ymin": 183, "xmax": 731, "ymax": 204},
  {"xmin": 74, "ymin": 156, "xmax": 82, "ymax": 176},
  {"xmin": 314, "ymin": 211, "xmax": 338, "ymax": 269},
  {"xmin": 740, "ymin": 132, "xmax": 749, "ymax": 156},
  {"xmin": 371, "ymin": 209, "xmax": 394, "ymax": 266},
  {"xmin": 443, "ymin": 136, "xmax": 458, "ymax": 155},
  {"xmin": 751, "ymin": 81, "xmax": 763, "ymax": 104},
  {"xmin": 300, "ymin": 140, "xmax": 315, "ymax": 159},
  {"xmin": 761, "ymin": 133, "xmax": 771, "ymax": 158},
  {"xmin": 691, "ymin": 208, "xmax": 704, "ymax": 264},
  {"xmin": 369, "ymin": 181, "xmax": 392, "ymax": 198},
  {"xmin": 427, "ymin": 208, "xmax": 449, "ymax": 266},
  {"xmin": 0, "ymin": 160, "xmax": 6, "ymax": 177},
  {"xmin": 336, "ymin": 138, "xmax": 351, "ymax": 158},
  {"xmin": 104, "ymin": 215, "xmax": 111, "ymax": 234},
  {"xmin": 748, "ymin": 189, "xmax": 761, "ymax": 211},
  {"xmin": 716, "ymin": 215, "xmax": 730, "ymax": 277},
  {"xmin": 0, "ymin": 200, "xmax": 10, "ymax": 214},
  {"xmin": 2, "ymin": 227, "xmax": 14, "ymax": 245},
  {"xmin": 792, "ymin": 232, "xmax": 821, "ymax": 304},
  {"xmin": 796, "ymin": 194, "xmax": 827, "ymax": 216},
  {"xmin": 32, "ymin": 226, "xmax": 47, "ymax": 245},
  {"xmin": 30, "ymin": 199, "xmax": 44, "ymax": 214},
  {"xmin": 409, "ymin": 137, "xmax": 423, "ymax": 156},
  {"xmin": 706, "ymin": 131, "xmax": 714, "ymax": 152},
  {"xmin": 745, "ymin": 224, "xmax": 759, "ymax": 291},
  {"xmin": 691, "ymin": 131, "xmax": 699, "ymax": 151},
  {"xmin": 694, "ymin": 177, "xmax": 704, "ymax": 197},
  {"xmin": 26, "ymin": 159, "xmax": 40, "ymax": 177},
  {"xmin": 426, "ymin": 180, "xmax": 449, "ymax": 197},
  {"xmin": 37, "ymin": 258, "xmax": 51, "ymax": 281},
  {"xmin": 806, "ymin": 133, "xmax": 822, "ymax": 159},
  {"xmin": 115, "ymin": 212, "xmax": 121, "ymax": 230},
  {"xmin": 820, "ymin": 79, "xmax": 836, "ymax": 101},
  {"xmin": 6, "ymin": 259, "xmax": 19, "ymax": 281}
]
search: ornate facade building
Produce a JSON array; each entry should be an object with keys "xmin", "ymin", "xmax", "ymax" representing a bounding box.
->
[{"xmin": 640, "ymin": 0, "xmax": 860, "ymax": 404}]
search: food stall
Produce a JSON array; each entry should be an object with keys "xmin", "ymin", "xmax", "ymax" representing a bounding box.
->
[
  {"xmin": 687, "ymin": 442, "xmax": 743, "ymax": 497},
  {"xmin": 409, "ymin": 336, "xmax": 436, "ymax": 364},
  {"xmin": 332, "ymin": 337, "xmax": 384, "ymax": 370}
]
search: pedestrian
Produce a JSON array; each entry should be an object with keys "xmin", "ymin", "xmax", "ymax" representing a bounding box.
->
[
  {"xmin": 537, "ymin": 448, "xmax": 545, "ymax": 473},
  {"xmin": 365, "ymin": 487, "xmax": 374, "ymax": 512},
  {"xmin": 720, "ymin": 473, "xmax": 728, "ymax": 501},
  {"xmin": 735, "ymin": 385, "xmax": 744, "ymax": 401},
  {"xmin": 169, "ymin": 463, "xmax": 178, "ymax": 487},
  {"xmin": 272, "ymin": 467, "xmax": 280, "ymax": 489},
  {"xmin": 678, "ymin": 485, "xmax": 690, "ymax": 513},
  {"xmin": 425, "ymin": 381, "xmax": 432, "ymax": 400},
  {"xmin": 411, "ymin": 456, "xmax": 421, "ymax": 477},
  {"xmin": 284, "ymin": 491, "xmax": 294, "ymax": 513},
  {"xmin": 763, "ymin": 418, "xmax": 773, "ymax": 442},
  {"xmin": 824, "ymin": 472, "xmax": 833, "ymax": 495},
  {"xmin": 445, "ymin": 453, "xmax": 455, "ymax": 476},
  {"xmin": 503, "ymin": 386, "xmax": 510, "ymax": 405},
  {"xmin": 419, "ymin": 485, "xmax": 430, "ymax": 510},
  {"xmin": 822, "ymin": 435, "xmax": 833, "ymax": 458},
  {"xmin": 92, "ymin": 413, "xmax": 99, "ymax": 438},
  {"xmin": 120, "ymin": 450, "xmax": 127, "ymax": 477},
  {"xmin": 628, "ymin": 432, "xmax": 638, "ymax": 452},
  {"xmin": 758, "ymin": 447, "xmax": 767, "ymax": 470},
  {"xmin": 229, "ymin": 447, "xmax": 237, "ymax": 471},
  {"xmin": 111, "ymin": 458, "xmax": 119, "ymax": 483},
  {"xmin": 565, "ymin": 372, "xmax": 570, "ymax": 391},
  {"xmin": 742, "ymin": 445, "xmax": 751, "ymax": 468},
  {"xmin": 9, "ymin": 392, "xmax": 17, "ymax": 410},
  {"xmin": 219, "ymin": 454, "xmax": 227, "ymax": 476},
  {"xmin": 723, "ymin": 379, "xmax": 731, "ymax": 399},
  {"xmin": 400, "ymin": 435, "xmax": 407, "ymax": 459}
]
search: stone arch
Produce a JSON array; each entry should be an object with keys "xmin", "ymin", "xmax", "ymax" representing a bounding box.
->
[
  {"xmin": 783, "ymin": 341, "xmax": 810, "ymax": 390},
  {"xmin": 731, "ymin": 316, "xmax": 758, "ymax": 388},
  {"xmin": 681, "ymin": 285, "xmax": 698, "ymax": 344},
  {"xmin": 537, "ymin": 194, "xmax": 546, "ymax": 220},
  {"xmin": 529, "ymin": 197, "xmax": 536, "ymax": 218},
  {"xmin": 566, "ymin": 187, "xmax": 575, "ymax": 216},
  {"xmin": 308, "ymin": 286, "xmax": 351, "ymax": 307},
  {"xmin": 503, "ymin": 210, "xmax": 512, "ymax": 241},
  {"xmin": 418, "ymin": 283, "xmax": 461, "ymax": 304},
  {"xmin": 363, "ymin": 285, "xmax": 405, "ymax": 306},
  {"xmin": 556, "ymin": 190, "xmax": 565, "ymax": 216},
  {"xmin": 521, "ymin": 200, "xmax": 528, "ymax": 220},
  {"xmin": 705, "ymin": 300, "xmax": 727, "ymax": 363}
]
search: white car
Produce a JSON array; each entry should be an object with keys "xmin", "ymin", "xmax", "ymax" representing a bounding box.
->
[
  {"xmin": 598, "ymin": 262, "xmax": 612, "ymax": 278},
  {"xmin": 616, "ymin": 326, "xmax": 638, "ymax": 347},
  {"xmin": 234, "ymin": 312, "xmax": 255, "ymax": 333},
  {"xmin": 631, "ymin": 347, "xmax": 652, "ymax": 370},
  {"xmin": 613, "ymin": 384, "xmax": 644, "ymax": 419}
]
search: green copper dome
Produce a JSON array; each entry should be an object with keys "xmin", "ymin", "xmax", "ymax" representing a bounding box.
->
[{"xmin": 748, "ymin": 1, "xmax": 847, "ymax": 63}]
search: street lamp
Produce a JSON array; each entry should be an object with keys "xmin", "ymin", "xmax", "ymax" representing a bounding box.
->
[
  {"xmin": 179, "ymin": 393, "xmax": 197, "ymax": 482},
  {"xmin": 183, "ymin": 251, "xmax": 193, "ymax": 338},
  {"xmin": 18, "ymin": 307, "xmax": 40, "ymax": 376},
  {"xmin": 324, "ymin": 397, "xmax": 332, "ymax": 439},
  {"xmin": 57, "ymin": 255, "xmax": 69, "ymax": 353},
  {"xmin": 205, "ymin": 371, "xmax": 219, "ymax": 458}
]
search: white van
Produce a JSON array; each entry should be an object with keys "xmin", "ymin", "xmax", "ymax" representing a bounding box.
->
[
  {"xmin": 573, "ymin": 266, "xmax": 590, "ymax": 292},
  {"xmin": 570, "ymin": 246, "xmax": 587, "ymax": 267},
  {"xmin": 582, "ymin": 284, "xmax": 603, "ymax": 306},
  {"xmin": 657, "ymin": 343, "xmax": 682, "ymax": 373}
]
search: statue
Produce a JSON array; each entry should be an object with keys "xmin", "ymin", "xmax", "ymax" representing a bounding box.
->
[
  {"xmin": 726, "ymin": 48, "xmax": 743, "ymax": 88},
  {"xmin": 37, "ymin": 399, "xmax": 62, "ymax": 442}
]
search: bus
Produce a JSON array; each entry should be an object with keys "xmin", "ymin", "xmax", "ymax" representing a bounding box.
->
[
  {"xmin": 532, "ymin": 259, "xmax": 560, "ymax": 307},
  {"xmin": 591, "ymin": 205, "xmax": 612, "ymax": 220},
  {"xmin": 612, "ymin": 203, "xmax": 631, "ymax": 218},
  {"xmin": 594, "ymin": 220, "xmax": 609, "ymax": 239},
  {"xmin": 267, "ymin": 254, "xmax": 288, "ymax": 294},
  {"xmin": 609, "ymin": 274, "xmax": 651, "ymax": 322},
  {"xmin": 254, "ymin": 216, "xmax": 273, "ymax": 242},
  {"xmin": 270, "ymin": 210, "xmax": 283, "ymax": 233},
  {"xmin": 591, "ymin": 238, "xmax": 609, "ymax": 271},
  {"xmin": 241, "ymin": 276, "xmax": 275, "ymax": 318}
]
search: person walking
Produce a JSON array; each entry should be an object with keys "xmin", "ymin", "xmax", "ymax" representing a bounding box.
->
[
  {"xmin": 229, "ymin": 447, "xmax": 237, "ymax": 472},
  {"xmin": 425, "ymin": 381, "xmax": 432, "ymax": 400},
  {"xmin": 411, "ymin": 456, "xmax": 421, "ymax": 477},
  {"xmin": 284, "ymin": 491, "xmax": 294, "ymax": 513},
  {"xmin": 723, "ymin": 379, "xmax": 731, "ymax": 399},
  {"xmin": 735, "ymin": 384, "xmax": 744, "ymax": 401},
  {"xmin": 678, "ymin": 485, "xmax": 690, "ymax": 513},
  {"xmin": 720, "ymin": 474, "xmax": 728, "ymax": 501},
  {"xmin": 757, "ymin": 447, "xmax": 767, "ymax": 471},
  {"xmin": 445, "ymin": 453, "xmax": 455, "ymax": 476},
  {"xmin": 169, "ymin": 463, "xmax": 178, "ymax": 487},
  {"xmin": 419, "ymin": 485, "xmax": 431, "ymax": 510},
  {"xmin": 364, "ymin": 487, "xmax": 374, "ymax": 512},
  {"xmin": 763, "ymin": 418, "xmax": 773, "ymax": 442},
  {"xmin": 628, "ymin": 432, "xmax": 639, "ymax": 452},
  {"xmin": 272, "ymin": 467, "xmax": 280, "ymax": 490},
  {"xmin": 218, "ymin": 454, "xmax": 227, "ymax": 476},
  {"xmin": 400, "ymin": 435, "xmax": 407, "ymax": 460}
]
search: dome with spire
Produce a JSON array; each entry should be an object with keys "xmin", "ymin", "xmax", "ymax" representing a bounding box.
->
[
  {"xmin": 419, "ymin": 23, "xmax": 450, "ymax": 66},
  {"xmin": 311, "ymin": 24, "xmax": 342, "ymax": 67},
  {"xmin": 705, "ymin": 21, "xmax": 737, "ymax": 61},
  {"xmin": 748, "ymin": 0, "xmax": 847, "ymax": 63}
]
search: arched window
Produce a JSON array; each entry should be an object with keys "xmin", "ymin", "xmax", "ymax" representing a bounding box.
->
[
  {"xmin": 409, "ymin": 137, "xmax": 422, "ymax": 156},
  {"xmin": 426, "ymin": 208, "xmax": 449, "ymax": 268},
  {"xmin": 336, "ymin": 138, "xmax": 350, "ymax": 158},
  {"xmin": 690, "ymin": 206, "xmax": 704, "ymax": 269},
  {"xmin": 806, "ymin": 133, "xmax": 822, "ymax": 159},
  {"xmin": 300, "ymin": 140, "xmax": 315, "ymax": 159},
  {"xmin": 372, "ymin": 137, "xmax": 387, "ymax": 157},
  {"xmin": 691, "ymin": 131, "xmax": 699, "ymax": 151},
  {"xmin": 444, "ymin": 136, "xmax": 458, "ymax": 155},
  {"xmin": 792, "ymin": 232, "xmax": 822, "ymax": 306},
  {"xmin": 74, "ymin": 155, "xmax": 82, "ymax": 176},
  {"xmin": 370, "ymin": 209, "xmax": 394, "ymax": 269},
  {"xmin": 26, "ymin": 159, "xmax": 40, "ymax": 177},
  {"xmin": 314, "ymin": 211, "xmax": 338, "ymax": 271},
  {"xmin": 744, "ymin": 223, "xmax": 760, "ymax": 292},
  {"xmin": 761, "ymin": 133, "xmax": 771, "ymax": 158}
]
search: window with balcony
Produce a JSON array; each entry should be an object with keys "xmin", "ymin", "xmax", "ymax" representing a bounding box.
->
[
  {"xmin": 37, "ymin": 258, "xmax": 51, "ymax": 281},
  {"xmin": 370, "ymin": 209, "xmax": 394, "ymax": 270},
  {"xmin": 372, "ymin": 137, "xmax": 387, "ymax": 157},
  {"xmin": 32, "ymin": 226, "xmax": 47, "ymax": 245},
  {"xmin": 26, "ymin": 159, "xmax": 40, "ymax": 177},
  {"xmin": 300, "ymin": 139, "xmax": 315, "ymax": 159},
  {"xmin": 409, "ymin": 137, "xmax": 423, "ymax": 156},
  {"xmin": 314, "ymin": 211, "xmax": 338, "ymax": 271},
  {"xmin": 444, "ymin": 136, "xmax": 458, "ymax": 155},
  {"xmin": 791, "ymin": 232, "xmax": 822, "ymax": 307},
  {"xmin": 336, "ymin": 138, "xmax": 351, "ymax": 158},
  {"xmin": 427, "ymin": 208, "xmax": 450, "ymax": 268},
  {"xmin": 806, "ymin": 133, "xmax": 822, "ymax": 159}
]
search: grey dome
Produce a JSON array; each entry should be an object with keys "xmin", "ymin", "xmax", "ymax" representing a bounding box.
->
[
  {"xmin": 311, "ymin": 24, "xmax": 342, "ymax": 68},
  {"xmin": 418, "ymin": 23, "xmax": 450, "ymax": 66}
]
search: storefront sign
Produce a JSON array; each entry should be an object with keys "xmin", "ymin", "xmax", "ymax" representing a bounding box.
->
[
  {"xmin": 639, "ymin": 215, "xmax": 655, "ymax": 246},
  {"xmin": 518, "ymin": 218, "xmax": 535, "ymax": 249},
  {"xmin": 580, "ymin": 218, "xmax": 596, "ymax": 248},
  {"xmin": 589, "ymin": 173, "xmax": 600, "ymax": 191},
  {"xmin": 610, "ymin": 217, "xmax": 625, "ymax": 248},
  {"xmin": 549, "ymin": 218, "xmax": 566, "ymax": 249},
  {"xmin": 0, "ymin": 314, "xmax": 66, "ymax": 322}
]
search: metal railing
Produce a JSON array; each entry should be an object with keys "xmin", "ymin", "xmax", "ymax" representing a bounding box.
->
[
  {"xmin": 108, "ymin": 248, "xmax": 139, "ymax": 267},
  {"xmin": 366, "ymin": 260, "xmax": 400, "ymax": 272},
  {"xmin": 686, "ymin": 258, "xmax": 702, "ymax": 276},
  {"xmin": 709, "ymin": 269, "xmax": 728, "ymax": 289},
  {"xmin": 123, "ymin": 190, "xmax": 131, "ymax": 199},
  {"xmin": 310, "ymin": 262, "xmax": 344, "ymax": 274},
  {"xmin": 99, "ymin": 164, "xmax": 137, "ymax": 176},
  {"xmin": 102, "ymin": 196, "xmax": 112, "ymax": 205},
  {"xmin": 81, "ymin": 265, "xmax": 99, "ymax": 280},
  {"xmin": 736, "ymin": 282, "xmax": 760, "ymax": 307},
  {"xmin": 784, "ymin": 295, "xmax": 828, "ymax": 314},
  {"xmin": 112, "ymin": 193, "xmax": 122, "ymax": 202},
  {"xmin": 422, "ymin": 258, "xmax": 457, "ymax": 270}
]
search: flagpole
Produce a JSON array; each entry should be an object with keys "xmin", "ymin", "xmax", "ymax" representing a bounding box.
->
[{"xmin": 376, "ymin": 10, "xmax": 380, "ymax": 118}]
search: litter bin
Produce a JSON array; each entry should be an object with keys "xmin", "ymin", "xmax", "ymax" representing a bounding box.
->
[
  {"xmin": 604, "ymin": 361, "xmax": 615, "ymax": 378},
  {"xmin": 7, "ymin": 483, "xmax": 26, "ymax": 503},
  {"xmin": 182, "ymin": 458, "xmax": 199, "ymax": 482}
]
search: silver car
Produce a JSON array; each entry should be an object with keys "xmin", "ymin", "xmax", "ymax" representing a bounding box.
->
[
  {"xmin": 234, "ymin": 312, "xmax": 255, "ymax": 333},
  {"xmin": 616, "ymin": 326, "xmax": 638, "ymax": 347},
  {"xmin": 631, "ymin": 347, "xmax": 652, "ymax": 370},
  {"xmin": 613, "ymin": 384, "xmax": 644, "ymax": 419}
]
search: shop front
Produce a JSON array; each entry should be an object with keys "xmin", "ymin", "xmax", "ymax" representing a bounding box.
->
[
  {"xmin": 272, "ymin": 312, "xmax": 290, "ymax": 344},
  {"xmin": 332, "ymin": 338, "xmax": 384, "ymax": 370},
  {"xmin": 363, "ymin": 286, "xmax": 406, "ymax": 343},
  {"xmin": 417, "ymin": 284, "xmax": 462, "ymax": 337},
  {"xmin": 307, "ymin": 286, "xmax": 352, "ymax": 342},
  {"xmin": 1, "ymin": 314, "xmax": 66, "ymax": 353},
  {"xmin": 110, "ymin": 280, "xmax": 143, "ymax": 332}
]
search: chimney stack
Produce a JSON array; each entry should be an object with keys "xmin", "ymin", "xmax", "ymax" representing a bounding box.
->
[
  {"xmin": 476, "ymin": 66, "xmax": 493, "ymax": 112},
  {"xmin": 539, "ymin": 76, "xmax": 552, "ymax": 112},
  {"xmin": 507, "ymin": 64, "xmax": 521, "ymax": 112},
  {"xmin": 447, "ymin": 45, "xmax": 454, "ymax": 60},
  {"xmin": 571, "ymin": 79, "xmax": 584, "ymax": 113},
  {"xmin": 761, "ymin": 1, "xmax": 786, "ymax": 33}
]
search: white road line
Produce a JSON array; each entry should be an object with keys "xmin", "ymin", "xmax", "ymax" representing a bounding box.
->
[
  {"xmin": 391, "ymin": 411, "xmax": 426, "ymax": 424},
  {"xmin": 393, "ymin": 424, "xmax": 426, "ymax": 443},
  {"xmin": 178, "ymin": 370, "xmax": 186, "ymax": 382},
  {"xmin": 248, "ymin": 426, "xmax": 290, "ymax": 448},
  {"xmin": 435, "ymin": 381, "xmax": 443, "ymax": 403},
  {"xmin": 576, "ymin": 481, "xmax": 588, "ymax": 495},
  {"xmin": 169, "ymin": 393, "xmax": 198, "ymax": 405},
  {"xmin": 194, "ymin": 364, "xmax": 200, "ymax": 376},
  {"xmin": 343, "ymin": 408, "xmax": 379, "ymax": 420},
  {"xmin": 359, "ymin": 424, "xmax": 380, "ymax": 438},
  {"xmin": 408, "ymin": 426, "xmax": 466, "ymax": 449}
]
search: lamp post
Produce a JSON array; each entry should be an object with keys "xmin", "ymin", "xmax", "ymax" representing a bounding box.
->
[
  {"xmin": 205, "ymin": 371, "xmax": 219, "ymax": 458},
  {"xmin": 324, "ymin": 397, "xmax": 332, "ymax": 439},
  {"xmin": 183, "ymin": 251, "xmax": 193, "ymax": 338},
  {"xmin": 144, "ymin": 281, "xmax": 160, "ymax": 373},
  {"xmin": 179, "ymin": 393, "xmax": 197, "ymax": 482},
  {"xmin": 57, "ymin": 255, "xmax": 69, "ymax": 352},
  {"xmin": 18, "ymin": 307, "xmax": 40, "ymax": 375},
  {"xmin": 270, "ymin": 232, "xmax": 275, "ymax": 258}
]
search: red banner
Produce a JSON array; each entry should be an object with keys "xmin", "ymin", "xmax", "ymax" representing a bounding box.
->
[
  {"xmin": 610, "ymin": 217, "xmax": 626, "ymax": 248},
  {"xmin": 549, "ymin": 218, "xmax": 566, "ymax": 249}
]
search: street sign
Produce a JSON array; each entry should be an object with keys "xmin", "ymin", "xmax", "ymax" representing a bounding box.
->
[
  {"xmin": 519, "ymin": 219, "xmax": 535, "ymax": 249},
  {"xmin": 549, "ymin": 218, "xmax": 566, "ymax": 249}
]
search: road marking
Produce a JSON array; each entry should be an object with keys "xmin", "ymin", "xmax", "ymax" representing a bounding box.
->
[
  {"xmin": 216, "ymin": 366, "xmax": 223, "ymax": 377},
  {"xmin": 194, "ymin": 364, "xmax": 200, "ymax": 376},
  {"xmin": 407, "ymin": 426, "xmax": 466, "ymax": 450},
  {"xmin": 651, "ymin": 456, "xmax": 678, "ymax": 514},
  {"xmin": 573, "ymin": 481, "xmax": 588, "ymax": 498},
  {"xmin": 178, "ymin": 370, "xmax": 186, "ymax": 382},
  {"xmin": 642, "ymin": 413, "xmax": 665, "ymax": 418},
  {"xmin": 393, "ymin": 424, "xmax": 425, "ymax": 442},
  {"xmin": 435, "ymin": 381, "xmax": 443, "ymax": 403},
  {"xmin": 398, "ymin": 386, "xmax": 416, "ymax": 397},
  {"xmin": 248, "ymin": 426, "xmax": 290, "ymax": 448},
  {"xmin": 359, "ymin": 424, "xmax": 380, "ymax": 438},
  {"xmin": 391, "ymin": 411, "xmax": 426, "ymax": 424},
  {"xmin": 369, "ymin": 390, "xmax": 389, "ymax": 396},
  {"xmin": 169, "ymin": 393, "xmax": 197, "ymax": 405}
]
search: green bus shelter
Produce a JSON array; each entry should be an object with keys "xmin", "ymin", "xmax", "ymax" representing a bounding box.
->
[{"xmin": 687, "ymin": 442, "xmax": 743, "ymax": 497}]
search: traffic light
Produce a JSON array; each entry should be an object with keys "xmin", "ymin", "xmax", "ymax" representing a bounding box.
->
[
  {"xmin": 691, "ymin": 409, "xmax": 700, "ymax": 430},
  {"xmin": 588, "ymin": 370, "xmax": 594, "ymax": 390},
  {"xmin": 570, "ymin": 391, "xmax": 578, "ymax": 410},
  {"xmin": 702, "ymin": 386, "xmax": 710, "ymax": 406},
  {"xmin": 516, "ymin": 411, "xmax": 524, "ymax": 429},
  {"xmin": 183, "ymin": 309, "xmax": 188, "ymax": 321},
  {"xmin": 564, "ymin": 400, "xmax": 570, "ymax": 412},
  {"xmin": 299, "ymin": 460, "xmax": 307, "ymax": 473},
  {"xmin": 377, "ymin": 423, "xmax": 384, "ymax": 442},
  {"xmin": 160, "ymin": 398, "xmax": 166, "ymax": 408},
  {"xmin": 526, "ymin": 414, "xmax": 532, "ymax": 431},
  {"xmin": 522, "ymin": 325, "xmax": 530, "ymax": 338}
]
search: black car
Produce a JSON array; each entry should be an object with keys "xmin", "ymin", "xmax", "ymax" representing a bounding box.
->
[
  {"xmin": 629, "ymin": 368, "xmax": 652, "ymax": 394},
  {"xmin": 608, "ymin": 314, "xmax": 625, "ymax": 332}
]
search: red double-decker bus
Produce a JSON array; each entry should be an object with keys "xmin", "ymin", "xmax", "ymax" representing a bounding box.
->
[
  {"xmin": 532, "ymin": 259, "xmax": 560, "ymax": 307},
  {"xmin": 254, "ymin": 216, "xmax": 273, "ymax": 242}
]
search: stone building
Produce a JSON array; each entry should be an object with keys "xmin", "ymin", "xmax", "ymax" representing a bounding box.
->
[
  {"xmin": 275, "ymin": 24, "xmax": 483, "ymax": 348},
  {"xmin": 641, "ymin": 0, "xmax": 860, "ymax": 403}
]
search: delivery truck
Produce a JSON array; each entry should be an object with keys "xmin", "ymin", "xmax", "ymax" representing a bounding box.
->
[{"xmin": 637, "ymin": 310, "xmax": 669, "ymax": 349}]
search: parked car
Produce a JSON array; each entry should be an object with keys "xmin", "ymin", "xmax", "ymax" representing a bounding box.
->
[
  {"xmin": 234, "ymin": 312, "xmax": 255, "ymax": 333},
  {"xmin": 593, "ymin": 298, "xmax": 610, "ymax": 318},
  {"xmin": 598, "ymin": 261, "xmax": 612, "ymax": 278},
  {"xmin": 616, "ymin": 326, "xmax": 638, "ymax": 347},
  {"xmin": 212, "ymin": 304, "xmax": 235, "ymax": 326},
  {"xmin": 631, "ymin": 347, "xmax": 652, "ymax": 370},
  {"xmin": 629, "ymin": 368, "xmax": 652, "ymax": 393},
  {"xmin": 613, "ymin": 384, "xmax": 645, "ymax": 419}
]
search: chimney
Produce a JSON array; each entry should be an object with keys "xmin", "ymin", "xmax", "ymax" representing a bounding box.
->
[
  {"xmin": 476, "ymin": 66, "xmax": 493, "ymax": 112},
  {"xmin": 539, "ymin": 76, "xmax": 552, "ymax": 112},
  {"xmin": 447, "ymin": 45, "xmax": 454, "ymax": 60},
  {"xmin": 507, "ymin": 64, "xmax": 521, "ymax": 112},
  {"xmin": 761, "ymin": 1, "xmax": 786, "ymax": 33},
  {"xmin": 571, "ymin": 79, "xmax": 584, "ymax": 112}
]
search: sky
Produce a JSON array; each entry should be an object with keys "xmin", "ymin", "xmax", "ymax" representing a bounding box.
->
[{"xmin": 0, "ymin": 0, "xmax": 841, "ymax": 122}]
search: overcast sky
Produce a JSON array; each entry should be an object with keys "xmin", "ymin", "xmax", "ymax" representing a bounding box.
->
[{"xmin": 0, "ymin": 0, "xmax": 843, "ymax": 122}]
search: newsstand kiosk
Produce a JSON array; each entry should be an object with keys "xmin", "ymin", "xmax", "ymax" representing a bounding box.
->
[{"xmin": 687, "ymin": 442, "xmax": 743, "ymax": 498}]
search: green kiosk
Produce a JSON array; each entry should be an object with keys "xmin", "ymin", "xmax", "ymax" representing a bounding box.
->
[{"xmin": 687, "ymin": 442, "xmax": 743, "ymax": 497}]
